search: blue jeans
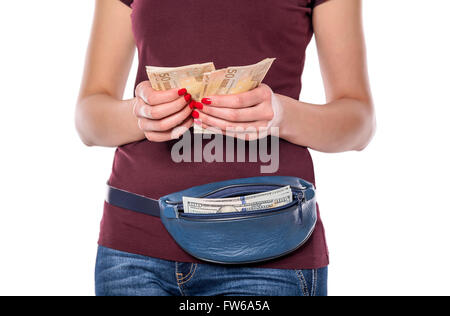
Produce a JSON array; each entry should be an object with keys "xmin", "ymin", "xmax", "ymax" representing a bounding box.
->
[{"xmin": 95, "ymin": 246, "xmax": 327, "ymax": 296}]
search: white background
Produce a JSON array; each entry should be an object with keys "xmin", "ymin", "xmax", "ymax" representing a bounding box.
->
[{"xmin": 0, "ymin": 0, "xmax": 449, "ymax": 296}]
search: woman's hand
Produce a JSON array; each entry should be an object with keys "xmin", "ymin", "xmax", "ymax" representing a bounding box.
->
[
  {"xmin": 133, "ymin": 81, "xmax": 194, "ymax": 142},
  {"xmin": 194, "ymin": 84, "xmax": 282, "ymax": 140}
]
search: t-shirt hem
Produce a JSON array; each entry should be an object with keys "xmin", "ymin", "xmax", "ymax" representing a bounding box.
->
[{"xmin": 97, "ymin": 240, "xmax": 330, "ymax": 270}]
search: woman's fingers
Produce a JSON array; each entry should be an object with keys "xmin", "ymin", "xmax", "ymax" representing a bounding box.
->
[
  {"xmin": 135, "ymin": 81, "xmax": 187, "ymax": 106},
  {"xmin": 138, "ymin": 104, "xmax": 193, "ymax": 132},
  {"xmin": 133, "ymin": 81, "xmax": 273, "ymax": 139},
  {"xmin": 134, "ymin": 95, "xmax": 188, "ymax": 120},
  {"xmin": 133, "ymin": 81, "xmax": 193, "ymax": 136},
  {"xmin": 195, "ymin": 110, "xmax": 268, "ymax": 131},
  {"xmin": 201, "ymin": 102, "xmax": 273, "ymax": 122},
  {"xmin": 144, "ymin": 117, "xmax": 194, "ymax": 142},
  {"xmin": 202, "ymin": 84, "xmax": 271, "ymax": 109},
  {"xmin": 200, "ymin": 122, "xmax": 267, "ymax": 141}
]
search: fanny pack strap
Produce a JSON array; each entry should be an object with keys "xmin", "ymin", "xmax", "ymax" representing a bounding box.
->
[{"xmin": 106, "ymin": 184, "xmax": 160, "ymax": 218}]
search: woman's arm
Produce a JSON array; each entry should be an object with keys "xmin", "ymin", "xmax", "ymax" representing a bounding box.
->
[
  {"xmin": 279, "ymin": 0, "xmax": 375, "ymax": 152},
  {"xmin": 76, "ymin": 0, "xmax": 193, "ymax": 146},
  {"xmin": 196, "ymin": 0, "xmax": 375, "ymax": 152},
  {"xmin": 76, "ymin": 0, "xmax": 143, "ymax": 147}
]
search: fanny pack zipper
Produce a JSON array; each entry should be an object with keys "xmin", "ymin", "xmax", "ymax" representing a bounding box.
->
[
  {"xmin": 175, "ymin": 187, "xmax": 305, "ymax": 221},
  {"xmin": 166, "ymin": 183, "xmax": 306, "ymax": 206}
]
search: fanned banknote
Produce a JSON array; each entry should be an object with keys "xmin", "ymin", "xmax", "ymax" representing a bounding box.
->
[
  {"xmin": 199, "ymin": 58, "xmax": 275, "ymax": 99},
  {"xmin": 182, "ymin": 185, "xmax": 292, "ymax": 214},
  {"xmin": 194, "ymin": 58, "xmax": 275, "ymax": 133},
  {"xmin": 146, "ymin": 58, "xmax": 276, "ymax": 134},
  {"xmin": 146, "ymin": 62, "xmax": 216, "ymax": 100}
]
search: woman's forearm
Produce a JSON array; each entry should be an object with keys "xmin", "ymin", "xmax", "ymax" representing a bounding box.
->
[
  {"xmin": 75, "ymin": 93, "xmax": 145, "ymax": 147},
  {"xmin": 278, "ymin": 94, "xmax": 375, "ymax": 153}
]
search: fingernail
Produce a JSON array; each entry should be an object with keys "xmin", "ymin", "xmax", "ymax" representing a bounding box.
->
[
  {"xmin": 139, "ymin": 106, "xmax": 152, "ymax": 119},
  {"xmin": 178, "ymin": 88, "xmax": 187, "ymax": 96},
  {"xmin": 194, "ymin": 119, "xmax": 202, "ymax": 125},
  {"xmin": 195, "ymin": 102, "xmax": 203, "ymax": 110},
  {"xmin": 184, "ymin": 94, "xmax": 192, "ymax": 102},
  {"xmin": 192, "ymin": 111, "xmax": 199, "ymax": 119},
  {"xmin": 189, "ymin": 101, "xmax": 196, "ymax": 109},
  {"xmin": 201, "ymin": 98, "xmax": 212, "ymax": 105}
]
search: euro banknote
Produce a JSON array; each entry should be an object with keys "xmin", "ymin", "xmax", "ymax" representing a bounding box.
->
[
  {"xmin": 146, "ymin": 62, "xmax": 216, "ymax": 101},
  {"xmin": 146, "ymin": 58, "xmax": 275, "ymax": 134},
  {"xmin": 199, "ymin": 58, "xmax": 275, "ymax": 99}
]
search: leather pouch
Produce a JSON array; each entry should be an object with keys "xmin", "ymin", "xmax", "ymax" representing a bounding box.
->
[{"xmin": 159, "ymin": 176, "xmax": 317, "ymax": 264}]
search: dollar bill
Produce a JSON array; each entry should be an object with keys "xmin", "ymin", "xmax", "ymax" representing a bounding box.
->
[
  {"xmin": 184, "ymin": 196, "xmax": 292, "ymax": 214},
  {"xmin": 184, "ymin": 185, "xmax": 291, "ymax": 206},
  {"xmin": 183, "ymin": 185, "xmax": 292, "ymax": 214}
]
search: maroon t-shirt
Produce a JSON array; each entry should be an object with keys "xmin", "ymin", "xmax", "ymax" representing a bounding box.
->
[{"xmin": 99, "ymin": 0, "xmax": 330, "ymax": 269}]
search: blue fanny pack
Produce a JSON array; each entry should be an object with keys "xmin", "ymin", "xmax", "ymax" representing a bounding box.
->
[{"xmin": 106, "ymin": 176, "xmax": 317, "ymax": 265}]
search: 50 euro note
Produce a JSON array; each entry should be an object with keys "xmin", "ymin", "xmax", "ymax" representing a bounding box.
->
[
  {"xmin": 146, "ymin": 62, "xmax": 216, "ymax": 100},
  {"xmin": 195, "ymin": 58, "xmax": 275, "ymax": 133},
  {"xmin": 182, "ymin": 185, "xmax": 292, "ymax": 214},
  {"xmin": 199, "ymin": 58, "xmax": 275, "ymax": 98}
]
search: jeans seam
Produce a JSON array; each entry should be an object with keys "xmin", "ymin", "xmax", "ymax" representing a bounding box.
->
[
  {"xmin": 295, "ymin": 270, "xmax": 310, "ymax": 296},
  {"xmin": 176, "ymin": 263, "xmax": 195, "ymax": 283},
  {"xmin": 178, "ymin": 263, "xmax": 198, "ymax": 285},
  {"xmin": 311, "ymin": 269, "xmax": 317, "ymax": 297},
  {"xmin": 175, "ymin": 263, "xmax": 186, "ymax": 296}
]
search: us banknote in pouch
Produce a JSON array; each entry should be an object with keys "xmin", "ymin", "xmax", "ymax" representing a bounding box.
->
[{"xmin": 182, "ymin": 185, "xmax": 292, "ymax": 214}]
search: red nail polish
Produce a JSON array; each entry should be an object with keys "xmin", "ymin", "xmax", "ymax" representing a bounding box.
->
[
  {"xmin": 184, "ymin": 94, "xmax": 191, "ymax": 102},
  {"xmin": 202, "ymin": 98, "xmax": 212, "ymax": 105},
  {"xmin": 189, "ymin": 101, "xmax": 195, "ymax": 109},
  {"xmin": 178, "ymin": 88, "xmax": 187, "ymax": 96},
  {"xmin": 195, "ymin": 102, "xmax": 203, "ymax": 110},
  {"xmin": 192, "ymin": 111, "xmax": 199, "ymax": 119}
]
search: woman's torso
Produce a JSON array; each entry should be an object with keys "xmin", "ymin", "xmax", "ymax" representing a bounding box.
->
[{"xmin": 99, "ymin": 0, "xmax": 329, "ymax": 269}]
